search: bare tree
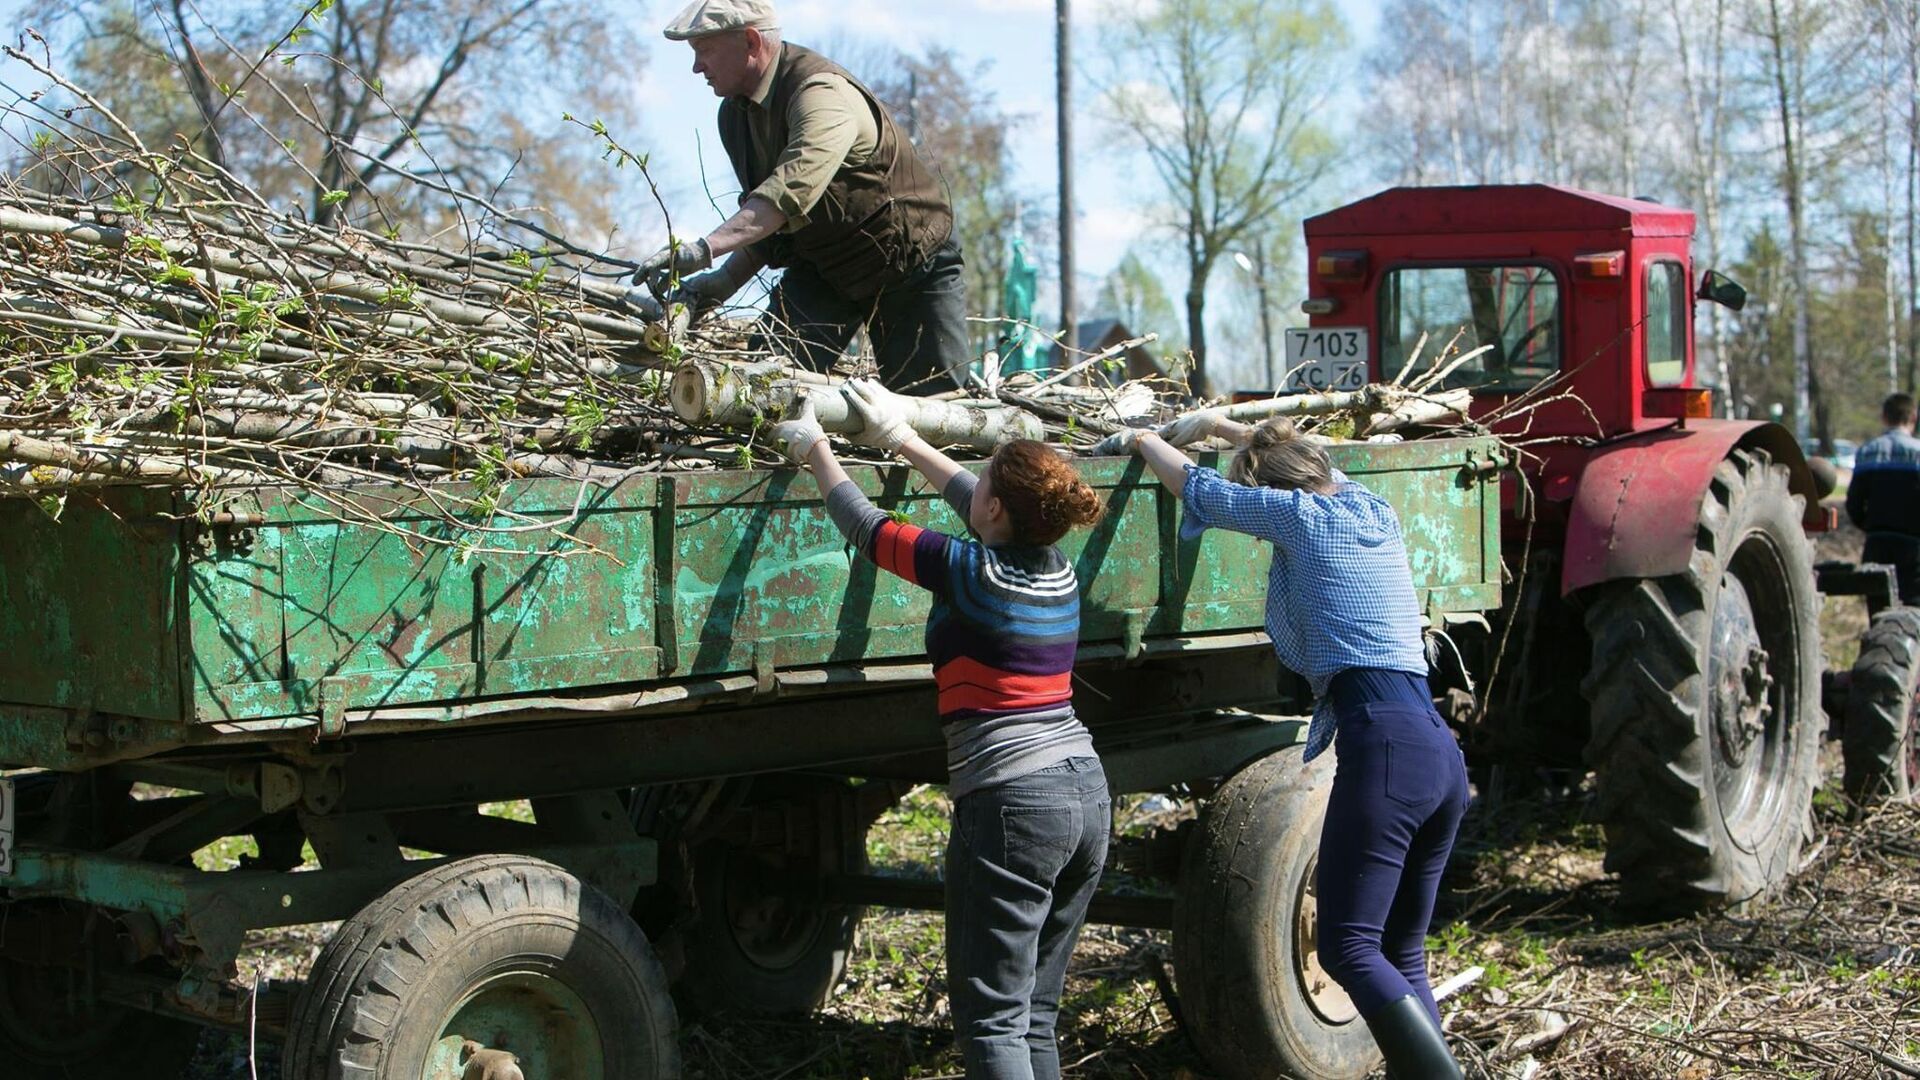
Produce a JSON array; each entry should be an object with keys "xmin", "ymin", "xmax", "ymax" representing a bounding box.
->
[
  {"xmin": 30, "ymin": 0, "xmax": 644, "ymax": 242},
  {"xmin": 1669, "ymin": 0, "xmax": 1739, "ymax": 405},
  {"xmin": 863, "ymin": 47, "xmax": 1043, "ymax": 357},
  {"xmin": 1754, "ymin": 0, "xmax": 1838, "ymax": 445},
  {"xmin": 1097, "ymin": 0, "xmax": 1344, "ymax": 396}
]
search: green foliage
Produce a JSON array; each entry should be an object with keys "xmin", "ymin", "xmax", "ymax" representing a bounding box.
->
[
  {"xmin": 562, "ymin": 394, "xmax": 607, "ymax": 451},
  {"xmin": 381, "ymin": 275, "xmax": 418, "ymax": 307},
  {"xmin": 47, "ymin": 361, "xmax": 79, "ymax": 395},
  {"xmin": 1429, "ymin": 920, "xmax": 1472, "ymax": 959},
  {"xmin": 1318, "ymin": 416, "xmax": 1356, "ymax": 440},
  {"xmin": 1828, "ymin": 952, "xmax": 1857, "ymax": 981}
]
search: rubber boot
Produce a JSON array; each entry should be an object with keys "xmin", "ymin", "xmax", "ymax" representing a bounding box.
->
[{"xmin": 1365, "ymin": 994, "xmax": 1464, "ymax": 1079}]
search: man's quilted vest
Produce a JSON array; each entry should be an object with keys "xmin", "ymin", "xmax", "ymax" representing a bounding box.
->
[{"xmin": 718, "ymin": 43, "xmax": 953, "ymax": 299}]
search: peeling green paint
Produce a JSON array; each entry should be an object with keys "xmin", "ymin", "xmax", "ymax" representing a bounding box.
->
[{"xmin": 1, "ymin": 438, "xmax": 1504, "ymax": 764}]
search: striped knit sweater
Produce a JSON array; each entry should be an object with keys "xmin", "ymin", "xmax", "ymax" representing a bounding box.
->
[{"xmin": 825, "ymin": 470, "xmax": 1097, "ymax": 797}]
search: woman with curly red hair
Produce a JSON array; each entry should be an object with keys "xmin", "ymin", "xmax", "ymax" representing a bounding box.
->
[{"xmin": 773, "ymin": 380, "xmax": 1107, "ymax": 1080}]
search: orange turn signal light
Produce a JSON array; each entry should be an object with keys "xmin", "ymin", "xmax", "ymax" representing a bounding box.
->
[
  {"xmin": 1574, "ymin": 250, "xmax": 1625, "ymax": 278},
  {"xmin": 1643, "ymin": 387, "xmax": 1712, "ymax": 419},
  {"xmin": 1315, "ymin": 250, "xmax": 1369, "ymax": 283}
]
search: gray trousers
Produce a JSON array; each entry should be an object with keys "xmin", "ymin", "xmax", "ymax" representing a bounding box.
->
[
  {"xmin": 757, "ymin": 237, "xmax": 969, "ymax": 394},
  {"xmin": 945, "ymin": 756, "xmax": 1110, "ymax": 1080}
]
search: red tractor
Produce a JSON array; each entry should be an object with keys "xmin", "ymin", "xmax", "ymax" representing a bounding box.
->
[{"xmin": 1294, "ymin": 184, "xmax": 1915, "ymax": 913}]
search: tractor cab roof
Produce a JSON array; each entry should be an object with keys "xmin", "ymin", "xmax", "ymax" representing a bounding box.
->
[{"xmin": 1304, "ymin": 184, "xmax": 1695, "ymax": 240}]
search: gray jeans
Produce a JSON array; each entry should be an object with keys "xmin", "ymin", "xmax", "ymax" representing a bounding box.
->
[
  {"xmin": 757, "ymin": 236, "xmax": 969, "ymax": 393},
  {"xmin": 945, "ymin": 756, "xmax": 1110, "ymax": 1080}
]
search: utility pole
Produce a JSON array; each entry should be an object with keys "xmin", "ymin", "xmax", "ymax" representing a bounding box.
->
[
  {"xmin": 1254, "ymin": 237, "xmax": 1276, "ymax": 391},
  {"xmin": 1056, "ymin": 0, "xmax": 1076, "ymax": 366}
]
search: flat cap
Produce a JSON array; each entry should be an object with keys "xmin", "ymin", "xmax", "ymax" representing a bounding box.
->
[{"xmin": 662, "ymin": 0, "xmax": 778, "ymax": 41}]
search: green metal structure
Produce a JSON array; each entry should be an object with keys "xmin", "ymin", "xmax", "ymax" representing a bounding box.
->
[{"xmin": 0, "ymin": 438, "xmax": 1505, "ymax": 1080}]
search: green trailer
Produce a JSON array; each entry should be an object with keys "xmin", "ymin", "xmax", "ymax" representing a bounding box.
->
[{"xmin": 0, "ymin": 438, "xmax": 1505, "ymax": 1080}]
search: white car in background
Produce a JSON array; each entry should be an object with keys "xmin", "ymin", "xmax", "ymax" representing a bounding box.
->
[{"xmin": 1802, "ymin": 437, "xmax": 1859, "ymax": 471}]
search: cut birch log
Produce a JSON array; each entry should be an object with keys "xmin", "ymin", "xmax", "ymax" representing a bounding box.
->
[
  {"xmin": 1219, "ymin": 385, "xmax": 1472, "ymax": 435},
  {"xmin": 0, "ymin": 430, "xmax": 255, "ymax": 485},
  {"xmin": 669, "ymin": 359, "xmax": 1045, "ymax": 452}
]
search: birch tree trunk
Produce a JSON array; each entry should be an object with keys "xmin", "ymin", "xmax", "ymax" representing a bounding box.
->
[{"xmin": 1764, "ymin": 0, "xmax": 1818, "ymax": 445}]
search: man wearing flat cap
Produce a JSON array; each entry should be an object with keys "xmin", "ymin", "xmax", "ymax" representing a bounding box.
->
[{"xmin": 640, "ymin": 0, "xmax": 965, "ymax": 392}]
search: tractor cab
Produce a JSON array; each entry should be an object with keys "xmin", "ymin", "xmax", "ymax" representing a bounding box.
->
[
  {"xmin": 1295, "ymin": 184, "xmax": 1824, "ymax": 592},
  {"xmin": 1299, "ymin": 184, "xmax": 1733, "ymax": 442}
]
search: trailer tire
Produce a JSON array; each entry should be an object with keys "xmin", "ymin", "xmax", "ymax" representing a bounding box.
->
[
  {"xmin": 0, "ymin": 904, "xmax": 203, "ymax": 1080},
  {"xmin": 1, "ymin": 777, "xmax": 205, "ymax": 1080},
  {"xmin": 1173, "ymin": 745, "xmax": 1378, "ymax": 1080},
  {"xmin": 674, "ymin": 838, "xmax": 863, "ymax": 1018},
  {"xmin": 1843, "ymin": 607, "xmax": 1920, "ymax": 802},
  {"xmin": 1582, "ymin": 448, "xmax": 1823, "ymax": 913},
  {"xmin": 283, "ymin": 854, "xmax": 678, "ymax": 1080}
]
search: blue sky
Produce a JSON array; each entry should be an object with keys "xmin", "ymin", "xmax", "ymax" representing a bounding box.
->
[{"xmin": 0, "ymin": 0, "xmax": 1384, "ymax": 384}]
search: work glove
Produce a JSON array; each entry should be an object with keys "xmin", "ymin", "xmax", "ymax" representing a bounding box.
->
[
  {"xmin": 667, "ymin": 266, "xmax": 744, "ymax": 317},
  {"xmin": 634, "ymin": 236, "xmax": 713, "ymax": 292},
  {"xmin": 841, "ymin": 378, "xmax": 915, "ymax": 453},
  {"xmin": 1087, "ymin": 427, "xmax": 1149, "ymax": 456},
  {"xmin": 768, "ymin": 395, "xmax": 827, "ymax": 463},
  {"xmin": 1158, "ymin": 407, "xmax": 1232, "ymax": 448}
]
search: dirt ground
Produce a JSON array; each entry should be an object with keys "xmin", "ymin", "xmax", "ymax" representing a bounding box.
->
[{"xmin": 188, "ymin": 518, "xmax": 1919, "ymax": 1079}]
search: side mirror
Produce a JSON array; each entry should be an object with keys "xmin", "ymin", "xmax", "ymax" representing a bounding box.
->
[{"xmin": 1697, "ymin": 269, "xmax": 1747, "ymax": 311}]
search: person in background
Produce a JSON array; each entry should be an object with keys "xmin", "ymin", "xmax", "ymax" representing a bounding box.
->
[
  {"xmin": 1846, "ymin": 392, "xmax": 1920, "ymax": 603},
  {"xmin": 639, "ymin": 0, "xmax": 965, "ymax": 392},
  {"xmin": 771, "ymin": 381, "xmax": 1108, "ymax": 1079},
  {"xmin": 1109, "ymin": 412, "xmax": 1466, "ymax": 1078}
]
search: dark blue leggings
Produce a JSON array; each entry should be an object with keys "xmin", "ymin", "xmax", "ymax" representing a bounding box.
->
[{"xmin": 1316, "ymin": 669, "xmax": 1470, "ymax": 1024}]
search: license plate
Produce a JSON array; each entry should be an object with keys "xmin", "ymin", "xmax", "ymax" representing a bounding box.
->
[
  {"xmin": 1283, "ymin": 328, "xmax": 1370, "ymax": 393},
  {"xmin": 0, "ymin": 776, "xmax": 13, "ymax": 877}
]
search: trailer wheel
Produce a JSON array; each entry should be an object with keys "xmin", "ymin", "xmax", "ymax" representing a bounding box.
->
[
  {"xmin": 0, "ymin": 904, "xmax": 203, "ymax": 1080},
  {"xmin": 1582, "ymin": 448, "xmax": 1823, "ymax": 913},
  {"xmin": 1, "ymin": 777, "xmax": 205, "ymax": 1080},
  {"xmin": 1843, "ymin": 608, "xmax": 1920, "ymax": 802},
  {"xmin": 282, "ymin": 854, "xmax": 678, "ymax": 1080},
  {"xmin": 674, "ymin": 838, "xmax": 863, "ymax": 1017},
  {"xmin": 1173, "ymin": 745, "xmax": 1378, "ymax": 1080}
]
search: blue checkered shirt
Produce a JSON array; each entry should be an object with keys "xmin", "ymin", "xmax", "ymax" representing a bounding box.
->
[{"xmin": 1180, "ymin": 465, "xmax": 1428, "ymax": 761}]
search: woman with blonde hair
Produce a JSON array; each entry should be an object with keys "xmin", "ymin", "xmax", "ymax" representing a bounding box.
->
[
  {"xmin": 1114, "ymin": 412, "xmax": 1466, "ymax": 1078},
  {"xmin": 772, "ymin": 380, "xmax": 1109, "ymax": 1080}
]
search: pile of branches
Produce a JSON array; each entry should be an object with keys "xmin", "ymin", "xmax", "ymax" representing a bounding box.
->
[{"xmin": 0, "ymin": 44, "xmax": 1508, "ymax": 554}]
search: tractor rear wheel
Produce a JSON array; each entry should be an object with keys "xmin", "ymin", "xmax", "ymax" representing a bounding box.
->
[
  {"xmin": 1581, "ymin": 448, "xmax": 1823, "ymax": 913},
  {"xmin": 1843, "ymin": 608, "xmax": 1920, "ymax": 802}
]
